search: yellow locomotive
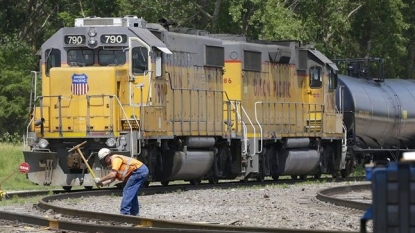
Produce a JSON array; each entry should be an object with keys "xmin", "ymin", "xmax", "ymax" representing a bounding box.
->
[{"xmin": 24, "ymin": 16, "xmax": 350, "ymax": 190}]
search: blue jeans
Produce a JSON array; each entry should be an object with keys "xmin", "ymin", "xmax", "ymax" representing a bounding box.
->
[{"xmin": 120, "ymin": 164, "xmax": 149, "ymax": 215}]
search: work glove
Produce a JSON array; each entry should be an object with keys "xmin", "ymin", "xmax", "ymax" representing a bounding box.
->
[
  {"xmin": 93, "ymin": 177, "xmax": 101, "ymax": 184},
  {"xmin": 94, "ymin": 177, "xmax": 103, "ymax": 188}
]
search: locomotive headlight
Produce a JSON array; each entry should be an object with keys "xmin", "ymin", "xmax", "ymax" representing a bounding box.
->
[
  {"xmin": 88, "ymin": 28, "xmax": 96, "ymax": 37},
  {"xmin": 105, "ymin": 138, "xmax": 116, "ymax": 147},
  {"xmin": 88, "ymin": 37, "xmax": 97, "ymax": 45},
  {"xmin": 38, "ymin": 139, "xmax": 49, "ymax": 149}
]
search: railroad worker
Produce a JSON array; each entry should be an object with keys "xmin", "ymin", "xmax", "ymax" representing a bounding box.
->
[
  {"xmin": 67, "ymin": 50, "xmax": 78, "ymax": 65},
  {"xmin": 94, "ymin": 148, "xmax": 149, "ymax": 216}
]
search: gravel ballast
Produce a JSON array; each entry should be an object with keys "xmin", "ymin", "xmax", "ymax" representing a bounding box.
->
[
  {"xmin": 0, "ymin": 181, "xmax": 373, "ymax": 232},
  {"xmin": 55, "ymin": 181, "xmax": 372, "ymax": 231}
]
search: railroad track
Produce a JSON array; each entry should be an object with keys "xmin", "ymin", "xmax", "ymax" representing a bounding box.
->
[
  {"xmin": 316, "ymin": 183, "xmax": 371, "ymax": 211},
  {"xmin": 0, "ymin": 178, "xmax": 367, "ymax": 233}
]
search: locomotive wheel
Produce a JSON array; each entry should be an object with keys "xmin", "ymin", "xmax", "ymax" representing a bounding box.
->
[
  {"xmin": 189, "ymin": 179, "xmax": 201, "ymax": 185},
  {"xmin": 62, "ymin": 186, "xmax": 72, "ymax": 191},
  {"xmin": 341, "ymin": 160, "xmax": 354, "ymax": 178},
  {"xmin": 299, "ymin": 175, "xmax": 307, "ymax": 180},
  {"xmin": 161, "ymin": 181, "xmax": 169, "ymax": 186},
  {"xmin": 291, "ymin": 175, "xmax": 298, "ymax": 180},
  {"xmin": 340, "ymin": 169, "xmax": 348, "ymax": 178},
  {"xmin": 84, "ymin": 186, "xmax": 93, "ymax": 190},
  {"xmin": 256, "ymin": 172, "xmax": 265, "ymax": 182},
  {"xmin": 208, "ymin": 177, "xmax": 219, "ymax": 184},
  {"xmin": 272, "ymin": 175, "xmax": 279, "ymax": 181},
  {"xmin": 313, "ymin": 173, "xmax": 321, "ymax": 179}
]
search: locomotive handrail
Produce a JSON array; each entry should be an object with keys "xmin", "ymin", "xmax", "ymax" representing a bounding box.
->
[
  {"xmin": 25, "ymin": 71, "xmax": 40, "ymax": 150},
  {"xmin": 25, "ymin": 95, "xmax": 63, "ymax": 141},
  {"xmin": 227, "ymin": 100, "xmax": 249, "ymax": 154},
  {"xmin": 241, "ymin": 104, "xmax": 256, "ymax": 157},
  {"xmin": 340, "ymin": 123, "xmax": 347, "ymax": 170},
  {"xmin": 226, "ymin": 100, "xmax": 257, "ymax": 156},
  {"xmin": 24, "ymin": 112, "xmax": 35, "ymax": 150},
  {"xmin": 254, "ymin": 101, "xmax": 324, "ymax": 136},
  {"xmin": 29, "ymin": 71, "xmax": 39, "ymax": 117},
  {"xmin": 241, "ymin": 104, "xmax": 257, "ymax": 156},
  {"xmin": 337, "ymin": 85, "xmax": 344, "ymax": 114},
  {"xmin": 254, "ymin": 102, "xmax": 263, "ymax": 154},
  {"xmin": 24, "ymin": 94, "xmax": 139, "ymax": 157}
]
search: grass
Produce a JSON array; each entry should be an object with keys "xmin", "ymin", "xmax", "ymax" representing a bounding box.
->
[
  {"xmin": 352, "ymin": 164, "xmax": 366, "ymax": 177},
  {"xmin": 0, "ymin": 143, "xmax": 52, "ymax": 191},
  {"xmin": 0, "ymin": 194, "xmax": 45, "ymax": 206}
]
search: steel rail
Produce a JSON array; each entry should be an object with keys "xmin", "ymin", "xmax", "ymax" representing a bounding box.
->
[{"xmin": 316, "ymin": 183, "xmax": 371, "ymax": 211}]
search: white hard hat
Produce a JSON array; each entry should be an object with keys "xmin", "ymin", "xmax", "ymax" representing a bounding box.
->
[{"xmin": 98, "ymin": 148, "xmax": 111, "ymax": 160}]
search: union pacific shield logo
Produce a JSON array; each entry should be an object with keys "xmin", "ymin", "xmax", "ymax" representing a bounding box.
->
[{"xmin": 71, "ymin": 74, "xmax": 89, "ymax": 95}]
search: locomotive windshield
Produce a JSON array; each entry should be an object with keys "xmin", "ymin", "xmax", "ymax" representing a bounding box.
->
[
  {"xmin": 45, "ymin": 49, "xmax": 61, "ymax": 76},
  {"xmin": 98, "ymin": 49, "xmax": 126, "ymax": 66},
  {"xmin": 67, "ymin": 49, "xmax": 94, "ymax": 66}
]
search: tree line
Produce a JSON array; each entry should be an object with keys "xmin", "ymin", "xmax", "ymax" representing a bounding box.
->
[{"xmin": 0, "ymin": 0, "xmax": 413, "ymax": 137}]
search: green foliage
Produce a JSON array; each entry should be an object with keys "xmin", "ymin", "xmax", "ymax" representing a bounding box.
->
[
  {"xmin": 0, "ymin": 36, "xmax": 36, "ymax": 136},
  {"xmin": 58, "ymin": 12, "xmax": 77, "ymax": 27},
  {"xmin": 352, "ymin": 164, "xmax": 366, "ymax": 177},
  {"xmin": 0, "ymin": 133, "xmax": 22, "ymax": 144},
  {"xmin": 350, "ymin": 0, "xmax": 408, "ymax": 77},
  {"xmin": 260, "ymin": 1, "xmax": 305, "ymax": 41}
]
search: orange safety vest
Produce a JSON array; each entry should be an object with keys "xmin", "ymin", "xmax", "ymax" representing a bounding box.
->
[{"xmin": 110, "ymin": 154, "xmax": 143, "ymax": 181}]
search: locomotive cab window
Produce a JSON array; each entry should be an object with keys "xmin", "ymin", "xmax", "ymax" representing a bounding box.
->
[
  {"xmin": 45, "ymin": 49, "xmax": 61, "ymax": 77},
  {"xmin": 132, "ymin": 47, "xmax": 148, "ymax": 74},
  {"xmin": 309, "ymin": 66, "xmax": 322, "ymax": 88},
  {"xmin": 67, "ymin": 49, "xmax": 94, "ymax": 66},
  {"xmin": 98, "ymin": 50, "xmax": 126, "ymax": 66},
  {"xmin": 328, "ymin": 69, "xmax": 337, "ymax": 91}
]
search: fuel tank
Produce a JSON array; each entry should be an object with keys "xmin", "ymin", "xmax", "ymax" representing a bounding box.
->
[
  {"xmin": 167, "ymin": 150, "xmax": 214, "ymax": 180},
  {"xmin": 338, "ymin": 75, "xmax": 415, "ymax": 148},
  {"xmin": 276, "ymin": 149, "xmax": 320, "ymax": 175}
]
